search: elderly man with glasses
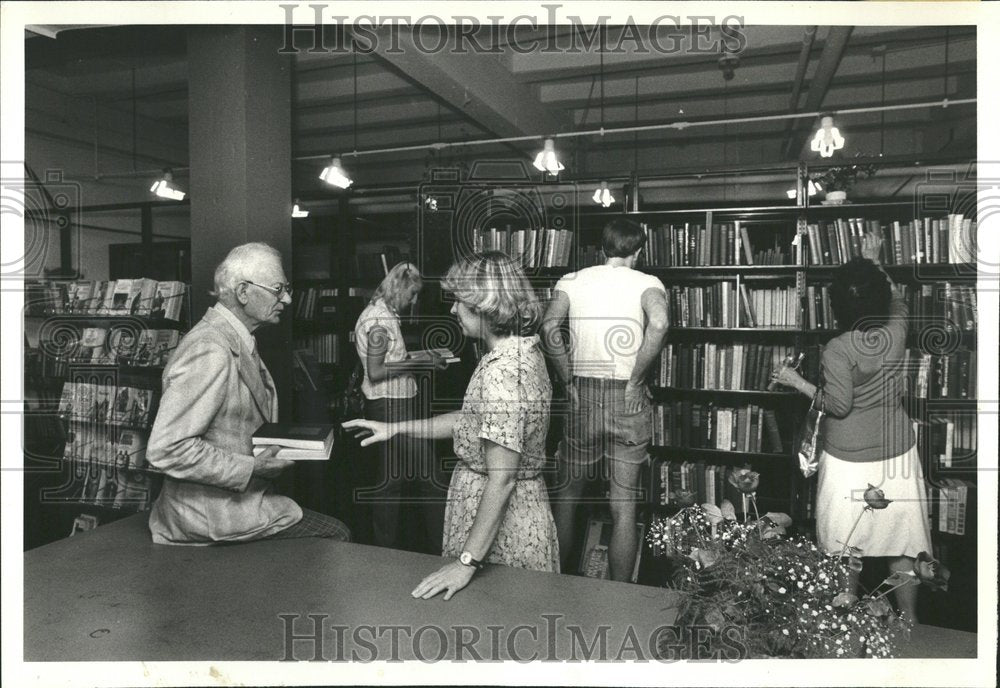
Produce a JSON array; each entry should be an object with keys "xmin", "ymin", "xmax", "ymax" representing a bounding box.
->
[{"xmin": 146, "ymin": 242, "xmax": 350, "ymax": 544}]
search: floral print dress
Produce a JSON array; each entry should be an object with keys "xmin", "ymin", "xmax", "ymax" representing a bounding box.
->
[{"xmin": 442, "ymin": 335, "xmax": 560, "ymax": 573}]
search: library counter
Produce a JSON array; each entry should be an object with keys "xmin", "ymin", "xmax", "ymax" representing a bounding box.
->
[
  {"xmin": 23, "ymin": 515, "xmax": 977, "ymax": 662},
  {"xmin": 24, "ymin": 515, "xmax": 684, "ymax": 662}
]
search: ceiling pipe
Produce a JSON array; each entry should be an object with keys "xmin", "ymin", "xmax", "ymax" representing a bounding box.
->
[
  {"xmin": 90, "ymin": 96, "xmax": 975, "ymax": 180},
  {"xmin": 782, "ymin": 26, "xmax": 853, "ymax": 158},
  {"xmin": 788, "ymin": 27, "xmax": 818, "ymax": 114}
]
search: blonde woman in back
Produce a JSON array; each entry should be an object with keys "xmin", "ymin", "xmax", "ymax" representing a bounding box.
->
[{"xmin": 353, "ymin": 262, "xmax": 446, "ymax": 551}]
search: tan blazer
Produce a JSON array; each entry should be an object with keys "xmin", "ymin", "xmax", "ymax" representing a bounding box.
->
[{"xmin": 147, "ymin": 305, "xmax": 301, "ymax": 544}]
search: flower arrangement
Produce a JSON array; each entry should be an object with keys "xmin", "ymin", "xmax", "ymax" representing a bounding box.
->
[
  {"xmin": 811, "ymin": 155, "xmax": 879, "ymax": 193},
  {"xmin": 647, "ymin": 470, "xmax": 949, "ymax": 659}
]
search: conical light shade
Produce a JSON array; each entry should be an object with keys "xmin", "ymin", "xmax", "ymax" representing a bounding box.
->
[
  {"xmin": 319, "ymin": 157, "xmax": 353, "ymax": 188},
  {"xmin": 810, "ymin": 116, "xmax": 845, "ymax": 158},
  {"xmin": 592, "ymin": 181, "xmax": 615, "ymax": 207},
  {"xmin": 532, "ymin": 138, "xmax": 564, "ymax": 175}
]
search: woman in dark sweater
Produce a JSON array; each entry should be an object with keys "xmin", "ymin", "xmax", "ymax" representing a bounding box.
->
[{"xmin": 774, "ymin": 234, "xmax": 931, "ymax": 621}]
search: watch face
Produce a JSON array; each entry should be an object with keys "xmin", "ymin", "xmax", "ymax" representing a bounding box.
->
[{"xmin": 459, "ymin": 552, "xmax": 472, "ymax": 565}]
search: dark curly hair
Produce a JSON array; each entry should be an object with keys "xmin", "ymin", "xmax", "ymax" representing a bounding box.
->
[{"xmin": 829, "ymin": 258, "xmax": 892, "ymax": 332}]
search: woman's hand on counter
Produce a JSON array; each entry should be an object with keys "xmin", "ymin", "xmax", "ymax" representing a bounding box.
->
[{"xmin": 411, "ymin": 560, "xmax": 476, "ymax": 601}]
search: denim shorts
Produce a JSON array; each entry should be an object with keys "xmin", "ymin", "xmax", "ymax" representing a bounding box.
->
[{"xmin": 556, "ymin": 377, "xmax": 652, "ymax": 466}]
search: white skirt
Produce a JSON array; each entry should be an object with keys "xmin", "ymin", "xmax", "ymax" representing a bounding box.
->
[{"xmin": 816, "ymin": 445, "xmax": 932, "ymax": 559}]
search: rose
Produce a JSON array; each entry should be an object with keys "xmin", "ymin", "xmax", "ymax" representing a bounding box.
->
[
  {"xmin": 912, "ymin": 551, "xmax": 950, "ymax": 592},
  {"xmin": 720, "ymin": 500, "xmax": 738, "ymax": 521},
  {"xmin": 728, "ymin": 467, "xmax": 760, "ymax": 494},
  {"xmin": 863, "ymin": 484, "xmax": 892, "ymax": 509}
]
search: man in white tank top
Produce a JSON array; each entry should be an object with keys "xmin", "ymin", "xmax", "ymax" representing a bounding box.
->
[{"xmin": 541, "ymin": 219, "xmax": 668, "ymax": 581}]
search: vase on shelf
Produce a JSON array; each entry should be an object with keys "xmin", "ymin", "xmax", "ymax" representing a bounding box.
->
[{"xmin": 824, "ymin": 190, "xmax": 847, "ymax": 205}]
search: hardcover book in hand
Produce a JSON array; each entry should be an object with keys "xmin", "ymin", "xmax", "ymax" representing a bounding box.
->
[
  {"xmin": 409, "ymin": 347, "xmax": 460, "ymax": 364},
  {"xmin": 252, "ymin": 423, "xmax": 335, "ymax": 460}
]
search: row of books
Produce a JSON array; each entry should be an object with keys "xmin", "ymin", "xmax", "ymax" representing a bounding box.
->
[
  {"xmin": 294, "ymin": 288, "xmax": 340, "ymax": 320},
  {"xmin": 57, "ymin": 382, "xmax": 156, "ymax": 428},
  {"xmin": 293, "ymin": 286, "xmax": 377, "ymax": 320},
  {"xmin": 56, "ymin": 326, "xmax": 179, "ymax": 367},
  {"xmin": 798, "ymin": 214, "xmax": 975, "ymax": 266},
  {"xmin": 928, "ymin": 479, "xmax": 974, "ymax": 536},
  {"xmin": 471, "ymin": 227, "xmax": 573, "ymax": 268},
  {"xmin": 27, "ymin": 279, "xmax": 187, "ymax": 320},
  {"xmin": 651, "ymin": 402, "xmax": 786, "ymax": 454},
  {"xmin": 665, "ymin": 283, "xmax": 799, "ymax": 329},
  {"xmin": 915, "ymin": 414, "xmax": 977, "ymax": 470},
  {"xmin": 653, "ymin": 343, "xmax": 804, "ymax": 392},
  {"xmin": 62, "ymin": 464, "xmax": 155, "ymax": 511},
  {"xmin": 294, "ymin": 334, "xmax": 339, "ymax": 364},
  {"xmin": 902, "ymin": 283, "xmax": 977, "ymax": 331},
  {"xmin": 803, "ymin": 284, "xmax": 837, "ymax": 330},
  {"xmin": 642, "ymin": 222, "xmax": 791, "ymax": 267},
  {"xmin": 654, "ymin": 460, "xmax": 750, "ymax": 510},
  {"xmin": 63, "ymin": 423, "xmax": 149, "ymax": 470},
  {"xmin": 906, "ymin": 348, "xmax": 976, "ymax": 399}
]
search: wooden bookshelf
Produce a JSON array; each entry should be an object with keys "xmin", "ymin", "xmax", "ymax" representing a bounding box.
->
[{"xmin": 616, "ymin": 162, "xmax": 979, "ymax": 624}]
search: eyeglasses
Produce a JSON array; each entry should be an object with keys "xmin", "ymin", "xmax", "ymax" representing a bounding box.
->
[{"xmin": 243, "ymin": 280, "xmax": 293, "ymax": 298}]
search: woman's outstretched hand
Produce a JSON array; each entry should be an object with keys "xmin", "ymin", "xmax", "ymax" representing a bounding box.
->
[
  {"xmin": 411, "ymin": 560, "xmax": 476, "ymax": 601},
  {"xmin": 861, "ymin": 232, "xmax": 883, "ymax": 264},
  {"xmin": 342, "ymin": 418, "xmax": 394, "ymax": 447}
]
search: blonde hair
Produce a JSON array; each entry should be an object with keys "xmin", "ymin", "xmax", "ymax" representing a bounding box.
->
[
  {"xmin": 442, "ymin": 251, "xmax": 541, "ymax": 336},
  {"xmin": 371, "ymin": 261, "xmax": 423, "ymax": 312}
]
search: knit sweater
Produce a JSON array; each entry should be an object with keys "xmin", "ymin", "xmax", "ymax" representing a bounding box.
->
[{"xmin": 820, "ymin": 296, "xmax": 915, "ymax": 462}]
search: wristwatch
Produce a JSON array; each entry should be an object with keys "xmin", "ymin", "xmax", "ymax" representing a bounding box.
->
[{"xmin": 458, "ymin": 551, "xmax": 485, "ymax": 571}]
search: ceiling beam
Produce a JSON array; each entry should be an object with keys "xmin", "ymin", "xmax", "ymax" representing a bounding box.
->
[
  {"xmin": 542, "ymin": 60, "xmax": 975, "ymax": 115},
  {"xmin": 356, "ymin": 26, "xmax": 570, "ymax": 139},
  {"xmin": 783, "ymin": 27, "xmax": 853, "ymax": 159},
  {"xmin": 511, "ymin": 26, "xmax": 972, "ymax": 85}
]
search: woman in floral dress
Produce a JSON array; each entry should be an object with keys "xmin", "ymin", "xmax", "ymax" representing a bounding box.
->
[{"xmin": 344, "ymin": 251, "xmax": 559, "ymax": 600}]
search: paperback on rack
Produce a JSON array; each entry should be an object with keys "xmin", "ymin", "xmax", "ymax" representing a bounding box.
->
[{"xmin": 25, "ymin": 278, "xmax": 186, "ymax": 318}]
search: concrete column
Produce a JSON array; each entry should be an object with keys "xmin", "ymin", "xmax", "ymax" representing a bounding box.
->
[{"xmin": 187, "ymin": 26, "xmax": 294, "ymax": 416}]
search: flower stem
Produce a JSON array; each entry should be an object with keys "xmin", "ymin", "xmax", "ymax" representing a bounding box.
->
[
  {"xmin": 839, "ymin": 506, "xmax": 870, "ymax": 559},
  {"xmin": 871, "ymin": 578, "xmax": 917, "ymax": 601},
  {"xmin": 751, "ymin": 493, "xmax": 763, "ymax": 537}
]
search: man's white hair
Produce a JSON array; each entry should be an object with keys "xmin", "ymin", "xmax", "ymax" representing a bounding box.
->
[{"xmin": 212, "ymin": 242, "xmax": 282, "ymax": 299}]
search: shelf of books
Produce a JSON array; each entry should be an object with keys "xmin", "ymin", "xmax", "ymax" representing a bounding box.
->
[
  {"xmin": 620, "ymin": 194, "xmax": 979, "ymax": 621},
  {"xmin": 24, "ymin": 278, "xmax": 191, "ymax": 516}
]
